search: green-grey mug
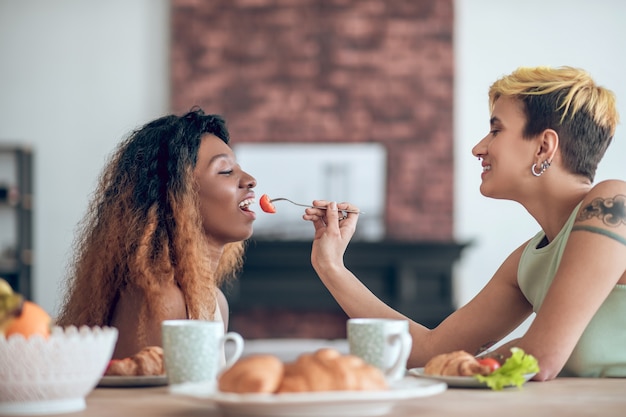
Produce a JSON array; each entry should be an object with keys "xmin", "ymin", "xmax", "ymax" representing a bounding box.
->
[
  {"xmin": 162, "ymin": 320, "xmax": 244, "ymax": 387},
  {"xmin": 347, "ymin": 318, "xmax": 412, "ymax": 381}
]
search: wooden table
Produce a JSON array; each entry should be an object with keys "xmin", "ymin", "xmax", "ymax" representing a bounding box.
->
[{"xmin": 11, "ymin": 377, "xmax": 624, "ymax": 417}]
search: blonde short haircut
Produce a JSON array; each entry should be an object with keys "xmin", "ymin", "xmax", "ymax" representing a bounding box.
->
[{"xmin": 489, "ymin": 66, "xmax": 619, "ymax": 181}]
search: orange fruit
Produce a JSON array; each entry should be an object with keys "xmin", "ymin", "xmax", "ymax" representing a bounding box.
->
[{"xmin": 5, "ymin": 300, "xmax": 51, "ymax": 339}]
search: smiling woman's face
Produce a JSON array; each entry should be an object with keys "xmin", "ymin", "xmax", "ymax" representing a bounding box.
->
[
  {"xmin": 193, "ymin": 134, "xmax": 257, "ymax": 248},
  {"xmin": 472, "ymin": 96, "xmax": 539, "ymax": 200}
]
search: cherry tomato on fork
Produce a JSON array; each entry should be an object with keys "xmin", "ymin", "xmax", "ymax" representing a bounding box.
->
[
  {"xmin": 477, "ymin": 357, "xmax": 501, "ymax": 373},
  {"xmin": 259, "ymin": 194, "xmax": 276, "ymax": 213}
]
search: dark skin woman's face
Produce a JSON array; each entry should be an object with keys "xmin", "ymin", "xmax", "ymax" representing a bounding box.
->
[{"xmin": 193, "ymin": 134, "xmax": 257, "ymax": 248}]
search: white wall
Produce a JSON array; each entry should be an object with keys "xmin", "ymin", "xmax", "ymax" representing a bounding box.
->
[
  {"xmin": 0, "ymin": 0, "xmax": 170, "ymax": 314},
  {"xmin": 0, "ymin": 1, "xmax": 624, "ymax": 334}
]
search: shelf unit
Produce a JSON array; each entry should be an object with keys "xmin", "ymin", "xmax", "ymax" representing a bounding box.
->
[{"xmin": 0, "ymin": 144, "xmax": 33, "ymax": 299}]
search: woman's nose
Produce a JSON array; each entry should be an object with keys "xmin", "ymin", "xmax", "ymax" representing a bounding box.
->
[
  {"xmin": 472, "ymin": 136, "xmax": 488, "ymax": 158},
  {"xmin": 471, "ymin": 144, "xmax": 481, "ymax": 158},
  {"xmin": 243, "ymin": 171, "xmax": 256, "ymax": 189}
]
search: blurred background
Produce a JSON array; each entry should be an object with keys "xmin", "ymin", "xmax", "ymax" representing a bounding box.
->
[{"xmin": 1, "ymin": 0, "xmax": 624, "ymax": 342}]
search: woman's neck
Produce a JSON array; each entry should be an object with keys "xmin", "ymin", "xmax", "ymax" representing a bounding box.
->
[
  {"xmin": 527, "ymin": 179, "xmax": 591, "ymax": 242},
  {"xmin": 205, "ymin": 243, "xmax": 224, "ymax": 273}
]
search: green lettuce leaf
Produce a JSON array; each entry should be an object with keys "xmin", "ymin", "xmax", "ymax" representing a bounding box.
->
[{"xmin": 474, "ymin": 347, "xmax": 540, "ymax": 390}]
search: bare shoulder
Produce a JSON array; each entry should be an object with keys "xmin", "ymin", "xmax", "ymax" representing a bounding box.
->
[
  {"xmin": 573, "ymin": 180, "xmax": 626, "ymax": 251},
  {"xmin": 585, "ymin": 179, "xmax": 626, "ymax": 199},
  {"xmin": 577, "ymin": 180, "xmax": 626, "ymax": 225},
  {"xmin": 159, "ymin": 282, "xmax": 188, "ymax": 318}
]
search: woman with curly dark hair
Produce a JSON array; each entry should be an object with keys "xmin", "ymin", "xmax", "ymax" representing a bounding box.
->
[{"xmin": 56, "ymin": 108, "xmax": 257, "ymax": 358}]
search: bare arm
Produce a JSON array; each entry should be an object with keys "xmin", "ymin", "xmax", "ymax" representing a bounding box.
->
[{"xmin": 304, "ymin": 201, "xmax": 533, "ymax": 368}]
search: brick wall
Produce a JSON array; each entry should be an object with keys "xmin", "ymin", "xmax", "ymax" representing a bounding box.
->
[{"xmin": 171, "ymin": 0, "xmax": 455, "ymax": 242}]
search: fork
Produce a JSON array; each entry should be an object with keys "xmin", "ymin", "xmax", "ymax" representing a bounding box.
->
[{"xmin": 269, "ymin": 197, "xmax": 364, "ymax": 214}]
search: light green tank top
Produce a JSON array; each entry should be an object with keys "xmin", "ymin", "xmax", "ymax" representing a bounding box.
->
[{"xmin": 518, "ymin": 202, "xmax": 626, "ymax": 377}]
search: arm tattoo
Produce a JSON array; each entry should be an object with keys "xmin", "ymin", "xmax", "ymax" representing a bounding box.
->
[
  {"xmin": 571, "ymin": 225, "xmax": 626, "ymax": 246},
  {"xmin": 572, "ymin": 194, "xmax": 626, "ymax": 246},
  {"xmin": 576, "ymin": 194, "xmax": 626, "ymax": 227}
]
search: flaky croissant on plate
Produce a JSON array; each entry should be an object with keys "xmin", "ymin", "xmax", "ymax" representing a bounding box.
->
[
  {"xmin": 424, "ymin": 350, "xmax": 491, "ymax": 377},
  {"xmin": 218, "ymin": 348, "xmax": 388, "ymax": 394},
  {"xmin": 104, "ymin": 346, "xmax": 165, "ymax": 376}
]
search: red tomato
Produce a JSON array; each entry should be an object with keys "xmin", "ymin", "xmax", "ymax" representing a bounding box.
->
[
  {"xmin": 477, "ymin": 357, "xmax": 501, "ymax": 373},
  {"xmin": 259, "ymin": 194, "xmax": 276, "ymax": 213}
]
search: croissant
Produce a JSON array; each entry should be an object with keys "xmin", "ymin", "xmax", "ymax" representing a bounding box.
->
[
  {"xmin": 424, "ymin": 350, "xmax": 491, "ymax": 377},
  {"xmin": 218, "ymin": 354, "xmax": 284, "ymax": 393},
  {"xmin": 104, "ymin": 346, "xmax": 165, "ymax": 376},
  {"xmin": 218, "ymin": 348, "xmax": 388, "ymax": 394},
  {"xmin": 277, "ymin": 348, "xmax": 387, "ymax": 393}
]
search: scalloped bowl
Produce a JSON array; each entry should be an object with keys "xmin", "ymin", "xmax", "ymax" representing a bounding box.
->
[{"xmin": 0, "ymin": 325, "xmax": 118, "ymax": 415}]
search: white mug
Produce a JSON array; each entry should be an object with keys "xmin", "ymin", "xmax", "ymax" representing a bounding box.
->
[
  {"xmin": 347, "ymin": 318, "xmax": 412, "ymax": 381},
  {"xmin": 162, "ymin": 320, "xmax": 244, "ymax": 386}
]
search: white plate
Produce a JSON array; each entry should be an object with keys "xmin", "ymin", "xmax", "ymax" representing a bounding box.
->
[
  {"xmin": 171, "ymin": 377, "xmax": 446, "ymax": 417},
  {"xmin": 408, "ymin": 367, "xmax": 536, "ymax": 388},
  {"xmin": 97, "ymin": 375, "xmax": 168, "ymax": 388}
]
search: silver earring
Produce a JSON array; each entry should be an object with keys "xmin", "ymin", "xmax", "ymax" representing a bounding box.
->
[{"xmin": 531, "ymin": 160, "xmax": 551, "ymax": 177}]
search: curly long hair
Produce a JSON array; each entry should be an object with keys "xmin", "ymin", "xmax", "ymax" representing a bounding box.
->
[{"xmin": 56, "ymin": 108, "xmax": 244, "ymax": 340}]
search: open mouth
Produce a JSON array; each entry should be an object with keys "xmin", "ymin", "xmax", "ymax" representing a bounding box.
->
[{"xmin": 239, "ymin": 198, "xmax": 254, "ymax": 211}]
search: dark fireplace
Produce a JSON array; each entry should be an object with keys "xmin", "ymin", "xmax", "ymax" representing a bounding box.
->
[{"xmin": 226, "ymin": 239, "xmax": 468, "ymax": 339}]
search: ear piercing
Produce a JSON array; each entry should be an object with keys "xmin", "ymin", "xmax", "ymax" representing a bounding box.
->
[{"xmin": 531, "ymin": 160, "xmax": 551, "ymax": 177}]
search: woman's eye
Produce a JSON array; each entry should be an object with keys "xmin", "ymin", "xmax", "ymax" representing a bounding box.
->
[
  {"xmin": 490, "ymin": 129, "xmax": 499, "ymax": 137},
  {"xmin": 219, "ymin": 169, "xmax": 234, "ymax": 175}
]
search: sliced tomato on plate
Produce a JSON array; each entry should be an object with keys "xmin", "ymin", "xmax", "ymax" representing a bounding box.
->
[
  {"xmin": 477, "ymin": 357, "xmax": 501, "ymax": 373},
  {"xmin": 259, "ymin": 194, "xmax": 276, "ymax": 213}
]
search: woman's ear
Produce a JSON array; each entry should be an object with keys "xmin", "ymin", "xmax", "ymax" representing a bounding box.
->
[{"xmin": 536, "ymin": 128, "xmax": 559, "ymax": 162}]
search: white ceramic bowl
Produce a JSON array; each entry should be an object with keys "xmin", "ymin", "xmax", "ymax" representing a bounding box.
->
[{"xmin": 0, "ymin": 325, "xmax": 118, "ymax": 415}]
